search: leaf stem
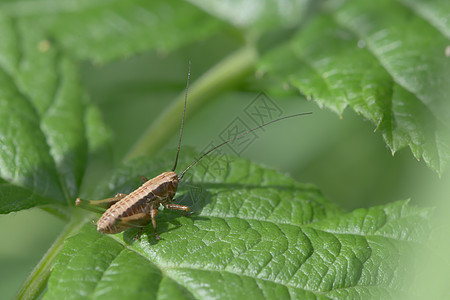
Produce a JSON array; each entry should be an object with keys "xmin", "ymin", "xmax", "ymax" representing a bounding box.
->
[
  {"xmin": 15, "ymin": 211, "xmax": 88, "ymax": 300},
  {"xmin": 124, "ymin": 45, "xmax": 258, "ymax": 161}
]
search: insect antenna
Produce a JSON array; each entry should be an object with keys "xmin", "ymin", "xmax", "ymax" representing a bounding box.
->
[
  {"xmin": 177, "ymin": 112, "xmax": 312, "ymax": 181},
  {"xmin": 172, "ymin": 60, "xmax": 191, "ymax": 172}
]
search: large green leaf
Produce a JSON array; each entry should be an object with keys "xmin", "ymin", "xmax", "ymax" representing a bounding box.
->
[
  {"xmin": 0, "ymin": 1, "xmax": 439, "ymax": 298},
  {"xmin": 0, "ymin": 0, "xmax": 226, "ymax": 213},
  {"xmin": 259, "ymin": 0, "xmax": 450, "ymax": 175},
  {"xmin": 1, "ymin": 0, "xmax": 225, "ymax": 64},
  {"xmin": 0, "ymin": 14, "xmax": 110, "ymax": 213},
  {"xmin": 45, "ymin": 155, "xmax": 431, "ymax": 299}
]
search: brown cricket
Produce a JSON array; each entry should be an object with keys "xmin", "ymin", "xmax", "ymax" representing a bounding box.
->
[{"xmin": 76, "ymin": 62, "xmax": 312, "ymax": 240}]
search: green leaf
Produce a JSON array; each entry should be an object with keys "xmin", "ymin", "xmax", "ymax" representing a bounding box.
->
[
  {"xmin": 1, "ymin": 0, "xmax": 226, "ymax": 64},
  {"xmin": 0, "ymin": 0, "xmax": 220, "ymax": 213},
  {"xmin": 0, "ymin": 1, "xmax": 438, "ymax": 298},
  {"xmin": 45, "ymin": 154, "xmax": 431, "ymax": 299},
  {"xmin": 260, "ymin": 0, "xmax": 450, "ymax": 175},
  {"xmin": 186, "ymin": 0, "xmax": 311, "ymax": 30},
  {"xmin": 0, "ymin": 15, "xmax": 108, "ymax": 213}
]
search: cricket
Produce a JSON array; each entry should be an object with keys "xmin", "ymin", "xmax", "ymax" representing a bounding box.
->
[{"xmin": 76, "ymin": 62, "xmax": 312, "ymax": 240}]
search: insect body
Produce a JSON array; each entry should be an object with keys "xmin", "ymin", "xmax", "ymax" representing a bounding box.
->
[
  {"xmin": 87, "ymin": 172, "xmax": 186, "ymax": 240},
  {"xmin": 76, "ymin": 62, "xmax": 311, "ymax": 240}
]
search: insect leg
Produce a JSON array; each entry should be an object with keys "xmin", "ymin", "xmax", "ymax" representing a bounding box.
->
[
  {"xmin": 117, "ymin": 207, "xmax": 159, "ymax": 240},
  {"xmin": 150, "ymin": 207, "xmax": 160, "ymax": 240},
  {"xmin": 114, "ymin": 212, "xmax": 151, "ymax": 240},
  {"xmin": 116, "ymin": 212, "xmax": 150, "ymax": 227},
  {"xmin": 164, "ymin": 203, "xmax": 190, "ymax": 212},
  {"xmin": 75, "ymin": 193, "xmax": 128, "ymax": 212}
]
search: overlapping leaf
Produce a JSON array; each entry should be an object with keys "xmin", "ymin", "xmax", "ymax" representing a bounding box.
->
[
  {"xmin": 259, "ymin": 0, "xmax": 450, "ymax": 174},
  {"xmin": 0, "ymin": 14, "xmax": 108, "ymax": 213},
  {"xmin": 45, "ymin": 155, "xmax": 431, "ymax": 299},
  {"xmin": 1, "ymin": 0, "xmax": 226, "ymax": 64},
  {"xmin": 0, "ymin": 0, "xmax": 228, "ymax": 214}
]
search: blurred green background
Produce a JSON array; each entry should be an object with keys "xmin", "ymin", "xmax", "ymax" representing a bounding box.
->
[{"xmin": 0, "ymin": 35, "xmax": 445, "ymax": 299}]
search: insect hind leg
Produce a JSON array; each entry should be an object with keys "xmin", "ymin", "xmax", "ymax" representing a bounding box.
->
[
  {"xmin": 150, "ymin": 207, "xmax": 160, "ymax": 240},
  {"xmin": 163, "ymin": 203, "xmax": 190, "ymax": 212},
  {"xmin": 75, "ymin": 193, "xmax": 127, "ymax": 212},
  {"xmin": 108, "ymin": 212, "xmax": 149, "ymax": 240}
]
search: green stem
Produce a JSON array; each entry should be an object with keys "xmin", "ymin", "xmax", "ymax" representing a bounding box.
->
[
  {"xmin": 15, "ymin": 211, "xmax": 88, "ymax": 300},
  {"xmin": 124, "ymin": 45, "xmax": 258, "ymax": 161}
]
